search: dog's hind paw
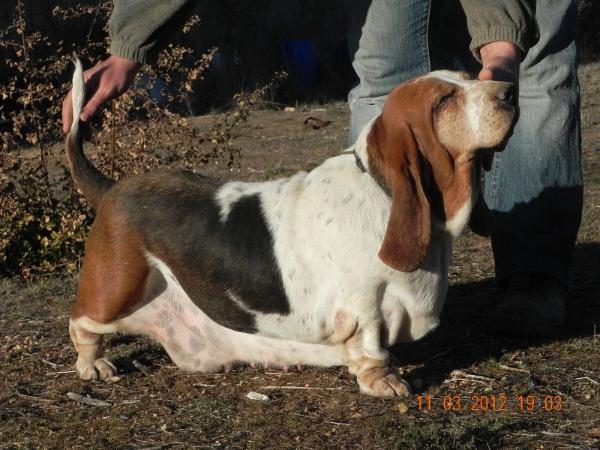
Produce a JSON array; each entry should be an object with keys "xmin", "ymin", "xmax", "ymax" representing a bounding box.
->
[{"xmin": 76, "ymin": 357, "xmax": 117, "ymax": 381}]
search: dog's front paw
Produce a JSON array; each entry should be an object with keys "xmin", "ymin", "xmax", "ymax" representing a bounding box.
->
[
  {"xmin": 357, "ymin": 366, "xmax": 412, "ymax": 398},
  {"xmin": 76, "ymin": 357, "xmax": 117, "ymax": 380}
]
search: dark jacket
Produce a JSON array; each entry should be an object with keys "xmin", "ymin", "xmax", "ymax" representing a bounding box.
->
[{"xmin": 109, "ymin": 0, "xmax": 538, "ymax": 64}]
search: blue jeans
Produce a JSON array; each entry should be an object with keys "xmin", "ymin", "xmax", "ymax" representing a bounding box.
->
[{"xmin": 347, "ymin": 0, "xmax": 583, "ymax": 286}]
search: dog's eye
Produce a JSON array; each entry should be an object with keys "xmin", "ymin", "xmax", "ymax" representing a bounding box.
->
[{"xmin": 435, "ymin": 92, "xmax": 454, "ymax": 110}]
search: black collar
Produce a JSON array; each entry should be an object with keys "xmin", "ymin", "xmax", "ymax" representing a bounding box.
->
[
  {"xmin": 341, "ymin": 149, "xmax": 393, "ymax": 196},
  {"xmin": 342, "ymin": 149, "xmax": 366, "ymax": 173}
]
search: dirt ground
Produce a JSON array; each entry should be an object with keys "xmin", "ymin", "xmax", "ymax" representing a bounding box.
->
[{"xmin": 1, "ymin": 64, "xmax": 599, "ymax": 450}]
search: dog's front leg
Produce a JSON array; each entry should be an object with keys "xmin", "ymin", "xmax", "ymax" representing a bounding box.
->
[{"xmin": 343, "ymin": 318, "xmax": 412, "ymax": 398}]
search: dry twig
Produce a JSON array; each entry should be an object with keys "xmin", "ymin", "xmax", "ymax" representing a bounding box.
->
[
  {"xmin": 575, "ymin": 376, "xmax": 599, "ymax": 385},
  {"xmin": 262, "ymin": 385, "xmax": 342, "ymax": 391},
  {"xmin": 66, "ymin": 391, "xmax": 111, "ymax": 407},
  {"xmin": 46, "ymin": 370, "xmax": 76, "ymax": 376},
  {"xmin": 499, "ymin": 364, "xmax": 530, "ymax": 373}
]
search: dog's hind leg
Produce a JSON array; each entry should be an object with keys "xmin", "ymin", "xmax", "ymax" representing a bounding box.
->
[{"xmin": 69, "ymin": 208, "xmax": 150, "ymax": 380}]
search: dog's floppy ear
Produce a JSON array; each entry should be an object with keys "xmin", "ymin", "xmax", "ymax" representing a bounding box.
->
[{"xmin": 367, "ymin": 116, "xmax": 431, "ymax": 272}]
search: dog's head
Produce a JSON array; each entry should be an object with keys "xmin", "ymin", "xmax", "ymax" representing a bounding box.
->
[{"xmin": 366, "ymin": 70, "xmax": 517, "ymax": 272}]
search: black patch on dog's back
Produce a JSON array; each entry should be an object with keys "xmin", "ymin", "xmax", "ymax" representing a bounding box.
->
[
  {"xmin": 217, "ymin": 194, "xmax": 290, "ymax": 315},
  {"xmin": 113, "ymin": 170, "xmax": 289, "ymax": 333}
]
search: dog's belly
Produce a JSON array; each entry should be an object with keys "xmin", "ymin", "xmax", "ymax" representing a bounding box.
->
[
  {"xmin": 121, "ymin": 264, "xmax": 238, "ymax": 371},
  {"xmin": 117, "ymin": 256, "xmax": 344, "ymax": 371},
  {"xmin": 248, "ymin": 312, "xmax": 328, "ymax": 343}
]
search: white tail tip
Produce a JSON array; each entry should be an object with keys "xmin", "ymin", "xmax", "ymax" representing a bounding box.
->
[{"xmin": 70, "ymin": 56, "xmax": 85, "ymax": 136}]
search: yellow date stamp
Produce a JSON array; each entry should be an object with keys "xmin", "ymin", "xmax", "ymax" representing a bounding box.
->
[{"xmin": 416, "ymin": 394, "xmax": 563, "ymax": 413}]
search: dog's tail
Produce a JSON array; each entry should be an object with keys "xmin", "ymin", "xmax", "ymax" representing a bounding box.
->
[{"xmin": 65, "ymin": 57, "xmax": 114, "ymax": 209}]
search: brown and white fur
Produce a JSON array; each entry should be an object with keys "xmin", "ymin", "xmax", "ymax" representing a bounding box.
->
[{"xmin": 66, "ymin": 59, "xmax": 516, "ymax": 397}]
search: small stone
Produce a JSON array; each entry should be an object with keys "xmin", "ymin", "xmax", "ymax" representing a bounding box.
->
[
  {"xmin": 284, "ymin": 107, "xmax": 295, "ymax": 112},
  {"xmin": 484, "ymin": 386, "xmax": 493, "ymax": 393},
  {"xmin": 246, "ymin": 391, "xmax": 269, "ymax": 401},
  {"xmin": 107, "ymin": 376, "xmax": 121, "ymax": 383},
  {"xmin": 397, "ymin": 402, "xmax": 409, "ymax": 414}
]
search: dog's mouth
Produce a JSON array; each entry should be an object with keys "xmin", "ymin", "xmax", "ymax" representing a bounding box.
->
[
  {"xmin": 478, "ymin": 122, "xmax": 517, "ymax": 171},
  {"xmin": 478, "ymin": 106, "xmax": 519, "ymax": 171}
]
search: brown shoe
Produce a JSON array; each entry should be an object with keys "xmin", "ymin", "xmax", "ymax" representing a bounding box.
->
[{"xmin": 490, "ymin": 273, "xmax": 567, "ymax": 337}]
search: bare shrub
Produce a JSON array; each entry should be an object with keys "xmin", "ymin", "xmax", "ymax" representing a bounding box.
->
[{"xmin": 0, "ymin": 1, "xmax": 284, "ymax": 278}]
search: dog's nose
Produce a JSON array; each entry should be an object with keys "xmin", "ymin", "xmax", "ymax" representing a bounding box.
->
[{"xmin": 495, "ymin": 84, "xmax": 517, "ymax": 106}]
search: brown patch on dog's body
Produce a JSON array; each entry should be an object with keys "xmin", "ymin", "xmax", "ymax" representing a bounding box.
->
[
  {"xmin": 70, "ymin": 166, "xmax": 295, "ymax": 341},
  {"xmin": 71, "ymin": 199, "xmax": 149, "ymax": 323}
]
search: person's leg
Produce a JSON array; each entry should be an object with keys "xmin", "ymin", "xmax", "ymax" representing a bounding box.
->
[
  {"xmin": 485, "ymin": 0, "xmax": 583, "ymax": 336},
  {"xmin": 347, "ymin": 0, "xmax": 431, "ymax": 145}
]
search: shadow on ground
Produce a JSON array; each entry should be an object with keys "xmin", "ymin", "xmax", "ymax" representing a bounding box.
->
[{"xmin": 392, "ymin": 242, "xmax": 600, "ymax": 388}]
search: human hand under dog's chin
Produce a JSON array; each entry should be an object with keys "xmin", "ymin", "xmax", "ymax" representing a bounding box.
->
[{"xmin": 478, "ymin": 41, "xmax": 522, "ymax": 83}]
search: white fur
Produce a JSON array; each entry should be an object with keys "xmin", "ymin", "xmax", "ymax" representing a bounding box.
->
[
  {"xmin": 70, "ymin": 57, "xmax": 85, "ymax": 138},
  {"xmin": 465, "ymin": 91, "xmax": 485, "ymax": 142},
  {"xmin": 445, "ymin": 199, "xmax": 472, "ymax": 237},
  {"xmin": 353, "ymin": 115, "xmax": 378, "ymax": 173}
]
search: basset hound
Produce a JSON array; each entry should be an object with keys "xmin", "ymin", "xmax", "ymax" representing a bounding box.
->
[{"xmin": 66, "ymin": 59, "xmax": 517, "ymax": 397}]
